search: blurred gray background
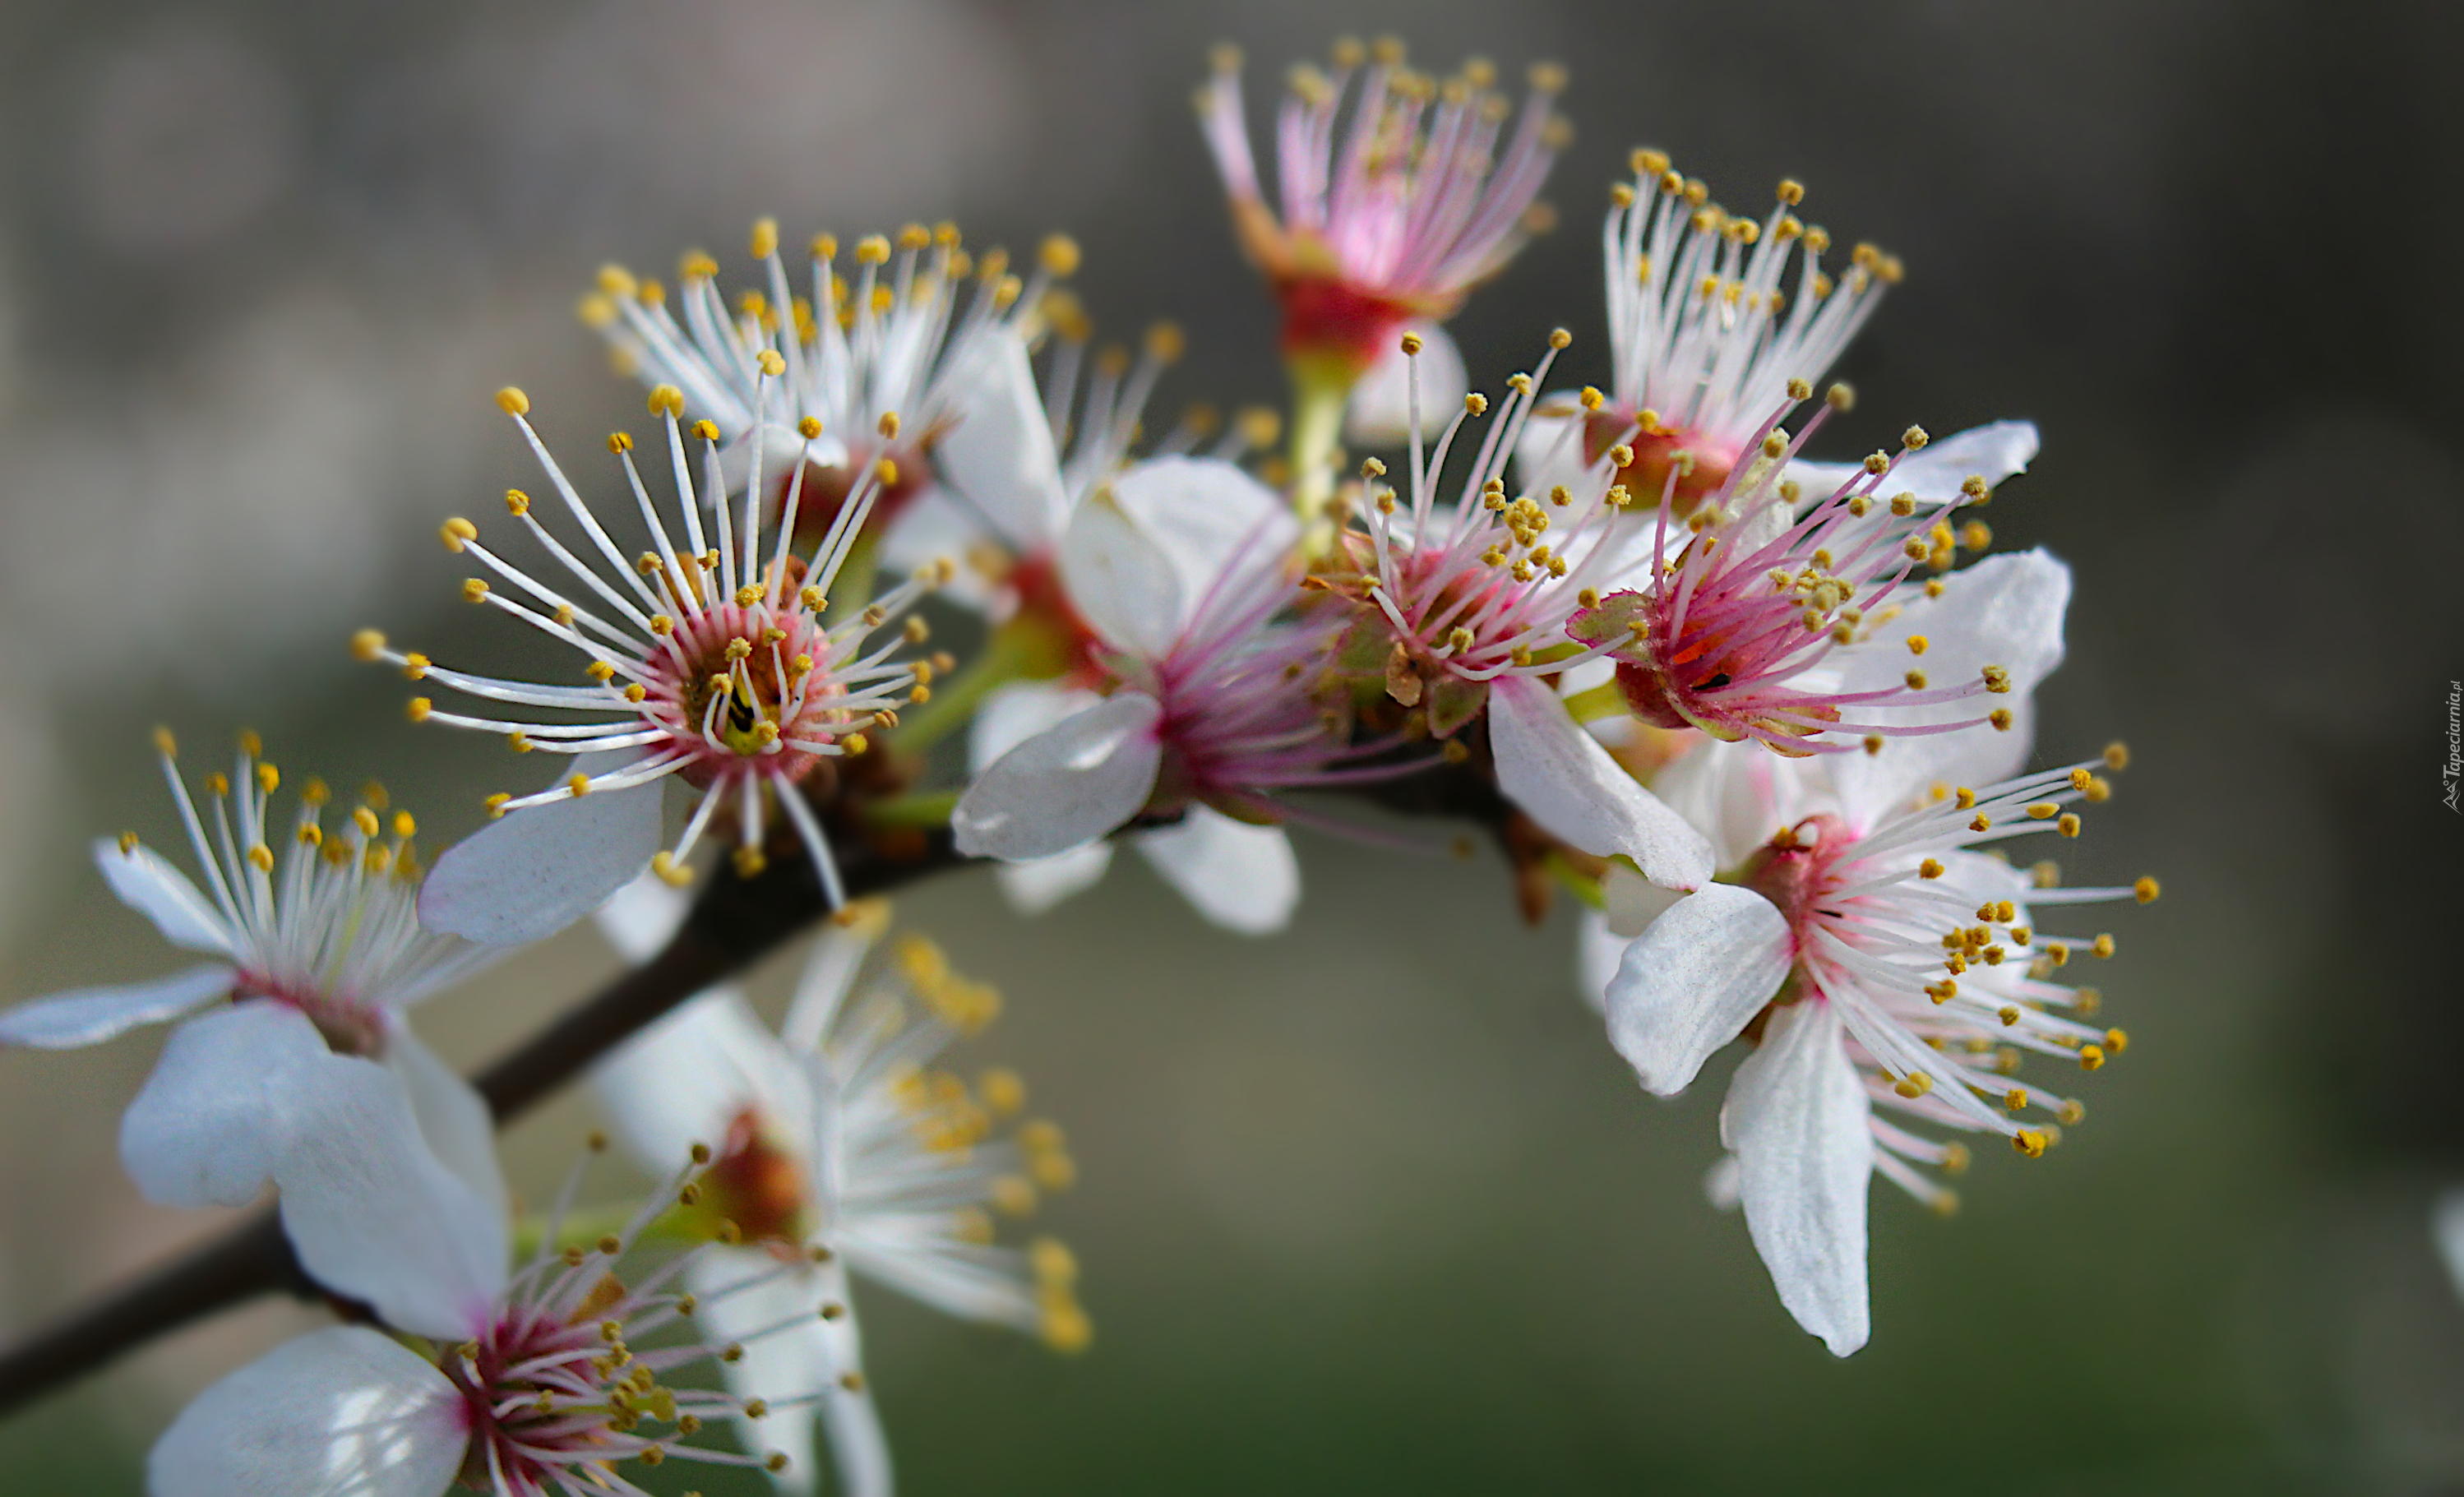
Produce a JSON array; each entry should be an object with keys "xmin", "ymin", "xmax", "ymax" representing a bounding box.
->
[{"xmin": 1, "ymin": 0, "xmax": 2459, "ymax": 1491}]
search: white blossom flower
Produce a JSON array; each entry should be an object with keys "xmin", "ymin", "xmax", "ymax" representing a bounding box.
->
[
  {"xmin": 1560, "ymin": 416, "xmax": 2071, "ymax": 761},
  {"xmin": 1602, "ymin": 734, "xmax": 2157, "ymax": 1356},
  {"xmin": 1515, "ymin": 155, "xmax": 2036, "ymax": 515},
  {"xmin": 589, "ymin": 878, "xmax": 1089, "ymax": 1496},
  {"xmin": 0, "ymin": 732, "xmax": 499, "ymax": 1217},
  {"xmin": 1325, "ymin": 330, "xmax": 1717, "ymax": 891},
  {"xmin": 149, "ymin": 1087, "xmax": 807, "ymax": 1497},
  {"xmin": 951, "ymin": 457, "xmax": 1385, "ymax": 923},
  {"xmin": 1196, "ymin": 37, "xmax": 1565, "ymax": 390},
  {"xmin": 358, "ymin": 381, "xmax": 942, "ymax": 945},
  {"xmin": 580, "ymin": 219, "xmax": 1066, "ymax": 531}
]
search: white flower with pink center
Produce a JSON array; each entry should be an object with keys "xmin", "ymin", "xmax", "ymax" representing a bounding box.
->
[
  {"xmin": 951, "ymin": 457, "xmax": 1392, "ymax": 922},
  {"xmin": 1196, "ymin": 37, "xmax": 1565, "ymax": 427},
  {"xmin": 359, "ymin": 380, "xmax": 941, "ymax": 945},
  {"xmin": 1562, "ymin": 401, "xmax": 2070, "ymax": 760},
  {"xmin": 0, "ymin": 732, "xmax": 501, "ymax": 1220},
  {"xmin": 1602, "ymin": 738, "xmax": 2157, "ymax": 1356},
  {"xmin": 149, "ymin": 1088, "xmax": 816, "ymax": 1497},
  {"xmin": 1515, "ymin": 155, "xmax": 2037, "ymax": 517},
  {"xmin": 1331, "ymin": 330, "xmax": 1717, "ymax": 891},
  {"xmin": 589, "ymin": 880, "xmax": 1089, "ymax": 1495}
]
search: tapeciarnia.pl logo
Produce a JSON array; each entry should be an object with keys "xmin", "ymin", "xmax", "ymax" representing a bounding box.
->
[{"xmin": 2445, "ymin": 680, "xmax": 2461, "ymax": 814}]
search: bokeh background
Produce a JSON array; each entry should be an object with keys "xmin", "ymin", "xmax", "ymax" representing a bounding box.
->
[{"xmin": 0, "ymin": 0, "xmax": 2459, "ymax": 1491}]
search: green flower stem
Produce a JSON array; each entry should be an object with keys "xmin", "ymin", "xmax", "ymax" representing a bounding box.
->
[
  {"xmin": 892, "ymin": 625, "xmax": 1039, "ymax": 757},
  {"xmin": 862, "ymin": 789, "xmax": 959, "ymax": 829},
  {"xmin": 1286, "ymin": 358, "xmax": 1354, "ymax": 554}
]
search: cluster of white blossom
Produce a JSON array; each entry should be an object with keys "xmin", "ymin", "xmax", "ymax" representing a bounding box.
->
[{"xmin": 0, "ymin": 34, "xmax": 2159, "ymax": 1495}]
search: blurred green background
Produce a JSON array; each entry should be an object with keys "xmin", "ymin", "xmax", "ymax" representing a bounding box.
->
[{"xmin": 0, "ymin": 0, "xmax": 2459, "ymax": 1491}]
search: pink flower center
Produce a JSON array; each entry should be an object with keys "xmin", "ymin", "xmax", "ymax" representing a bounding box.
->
[
  {"xmin": 1738, "ymin": 815, "xmax": 1856, "ymax": 983},
  {"xmin": 1274, "ymin": 270, "xmax": 1422, "ymax": 376},
  {"xmin": 640, "ymin": 601, "xmax": 843, "ymax": 790},
  {"xmin": 1583, "ymin": 409, "xmax": 1740, "ymax": 517},
  {"xmin": 238, "ymin": 973, "xmax": 386, "ymax": 1057}
]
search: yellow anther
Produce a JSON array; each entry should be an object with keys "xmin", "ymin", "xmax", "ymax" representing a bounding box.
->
[
  {"xmin": 351, "ymin": 630, "xmax": 386, "ymax": 662},
  {"xmin": 2011, "ymin": 1130, "xmax": 2046, "ymax": 1158},
  {"xmin": 566, "ymin": 774, "xmax": 591, "ymax": 797},
  {"xmin": 876, "ymin": 457, "xmax": 899, "ymax": 486},
  {"xmin": 691, "ymin": 419, "xmax": 720, "ymax": 442},
  {"xmin": 440, "ymin": 517, "xmax": 477, "ymax": 552},
  {"xmin": 2057, "ymin": 813, "xmax": 2081, "ymax": 838},
  {"xmin": 650, "ymin": 614, "xmax": 674, "ymax": 635},
  {"xmin": 462, "ymin": 579, "xmax": 490, "ymax": 603},
  {"xmin": 585, "ymin": 660, "xmax": 617, "ymax": 682},
  {"xmin": 605, "ymin": 431, "xmax": 635, "ymax": 455},
  {"xmin": 755, "ymin": 349, "xmax": 785, "ymax": 378},
  {"xmin": 2026, "ymin": 802, "xmax": 2058, "ymax": 819},
  {"xmin": 495, "ymin": 386, "xmax": 530, "ymax": 416},
  {"xmin": 1038, "ymin": 233, "xmax": 1081, "ymax": 276},
  {"xmin": 406, "ymin": 698, "xmax": 432, "ymax": 723},
  {"xmin": 1905, "ymin": 670, "xmax": 1929, "ymax": 691},
  {"xmin": 483, "ymin": 792, "xmax": 511, "ymax": 819},
  {"xmin": 1465, "ymin": 392, "xmax": 1487, "ymax": 416},
  {"xmin": 1919, "ymin": 858, "xmax": 1944, "ymax": 880},
  {"xmin": 2079, "ymin": 1045, "xmax": 2106, "ymax": 1071}
]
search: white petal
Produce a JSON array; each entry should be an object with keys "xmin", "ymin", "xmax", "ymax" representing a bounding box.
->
[
  {"xmin": 968, "ymin": 682, "xmax": 1103, "ymax": 771},
  {"xmin": 1604, "ymin": 884, "xmax": 1793, "ymax": 1095},
  {"xmin": 1105, "ymin": 455, "xmax": 1297, "ymax": 608},
  {"xmin": 685, "ymin": 1250, "xmax": 837, "ymax": 1495},
  {"xmin": 419, "ymin": 776, "xmax": 664, "ymax": 945},
  {"xmin": 936, "ymin": 326, "xmax": 1070, "ymax": 552},
  {"xmin": 592, "ymin": 988, "xmax": 807, "ymax": 1173},
  {"xmin": 94, "ymin": 839, "xmax": 234, "ymax": 956},
  {"xmin": 149, "ymin": 1326, "xmax": 464, "ymax": 1497},
  {"xmin": 952, "ymin": 692, "xmax": 1163, "ymax": 861},
  {"xmin": 1057, "ymin": 483, "xmax": 1186, "ymax": 658},
  {"xmin": 272, "ymin": 1055, "xmax": 507, "ymax": 1340},
  {"xmin": 2434, "ymin": 1188, "xmax": 2464, "ymax": 1305},
  {"xmin": 1344, "ymin": 321, "xmax": 1466, "ymax": 446},
  {"xmin": 384, "ymin": 1025, "xmax": 506, "ymax": 1223},
  {"xmin": 1719, "ymin": 999, "xmax": 1873, "ymax": 1356},
  {"xmin": 1487, "ymin": 673, "xmax": 1713, "ymax": 890},
  {"xmin": 592, "ymin": 868, "xmax": 691, "ymax": 964},
  {"xmin": 1827, "ymin": 548, "xmax": 2072, "ymax": 829},
  {"xmin": 995, "ymin": 846, "xmax": 1115, "ymax": 913},
  {"xmin": 1133, "ymin": 808, "xmax": 1300, "ymax": 936},
  {"xmin": 1888, "ymin": 419, "xmax": 2041, "ymax": 499},
  {"xmin": 1650, "ymin": 738, "xmax": 1836, "ymax": 873},
  {"xmin": 120, "ymin": 1000, "xmax": 324, "ymax": 1208},
  {"xmin": 1512, "ymin": 394, "xmax": 1592, "ymax": 501},
  {"xmin": 1785, "ymin": 419, "xmax": 2038, "ymax": 506},
  {"xmin": 0, "ymin": 963, "xmax": 233, "ymax": 1050}
]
